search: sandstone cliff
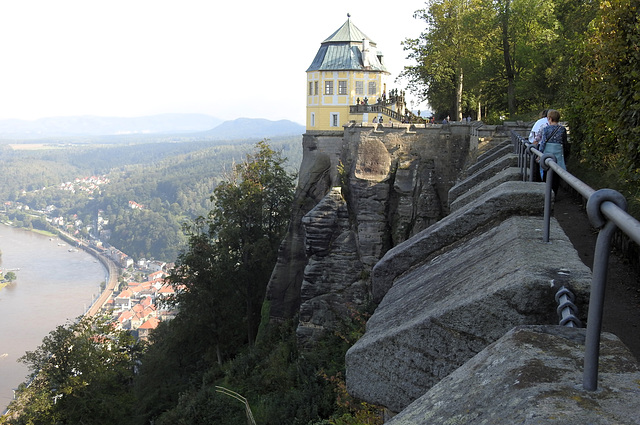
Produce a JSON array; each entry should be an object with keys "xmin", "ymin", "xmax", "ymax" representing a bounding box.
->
[{"xmin": 265, "ymin": 121, "xmax": 516, "ymax": 343}]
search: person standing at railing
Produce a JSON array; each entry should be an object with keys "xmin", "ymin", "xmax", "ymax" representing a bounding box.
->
[
  {"xmin": 538, "ymin": 109, "xmax": 568, "ymax": 194},
  {"xmin": 528, "ymin": 109, "xmax": 548, "ymax": 182},
  {"xmin": 529, "ymin": 109, "xmax": 548, "ymax": 144}
]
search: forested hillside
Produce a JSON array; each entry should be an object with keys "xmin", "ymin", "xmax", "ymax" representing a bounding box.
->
[
  {"xmin": 3, "ymin": 142, "xmax": 375, "ymax": 425},
  {"xmin": 0, "ymin": 136, "xmax": 302, "ymax": 261}
]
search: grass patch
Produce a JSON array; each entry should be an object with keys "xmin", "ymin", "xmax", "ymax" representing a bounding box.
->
[{"xmin": 31, "ymin": 228, "xmax": 58, "ymax": 237}]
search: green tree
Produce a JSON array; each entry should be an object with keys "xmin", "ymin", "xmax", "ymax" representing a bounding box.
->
[
  {"xmin": 568, "ymin": 0, "xmax": 640, "ymax": 184},
  {"xmin": 4, "ymin": 271, "xmax": 16, "ymax": 282},
  {"xmin": 165, "ymin": 140, "xmax": 295, "ymax": 356},
  {"xmin": 2, "ymin": 315, "xmax": 143, "ymax": 425},
  {"xmin": 403, "ymin": 0, "xmax": 559, "ymax": 120},
  {"xmin": 403, "ymin": 0, "xmax": 487, "ymax": 120},
  {"xmin": 208, "ymin": 140, "xmax": 296, "ymax": 345},
  {"xmin": 135, "ymin": 141, "xmax": 295, "ymax": 424}
]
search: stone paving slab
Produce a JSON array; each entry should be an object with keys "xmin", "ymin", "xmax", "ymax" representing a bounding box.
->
[{"xmin": 386, "ymin": 325, "xmax": 640, "ymax": 425}]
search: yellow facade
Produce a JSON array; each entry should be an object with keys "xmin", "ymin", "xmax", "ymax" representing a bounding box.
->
[
  {"xmin": 306, "ymin": 70, "xmax": 387, "ymax": 132},
  {"xmin": 305, "ymin": 18, "xmax": 391, "ymax": 132}
]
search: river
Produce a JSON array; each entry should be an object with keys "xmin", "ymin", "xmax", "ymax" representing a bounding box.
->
[{"xmin": 0, "ymin": 224, "xmax": 106, "ymax": 412}]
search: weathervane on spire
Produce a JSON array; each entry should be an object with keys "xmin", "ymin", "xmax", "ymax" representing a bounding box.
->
[{"xmin": 347, "ymin": 13, "xmax": 351, "ymax": 18}]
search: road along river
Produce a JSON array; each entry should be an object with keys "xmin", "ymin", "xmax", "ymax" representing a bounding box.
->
[{"xmin": 0, "ymin": 224, "xmax": 106, "ymax": 411}]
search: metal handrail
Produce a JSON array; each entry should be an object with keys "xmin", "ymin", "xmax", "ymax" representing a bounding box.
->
[{"xmin": 510, "ymin": 130, "xmax": 640, "ymax": 391}]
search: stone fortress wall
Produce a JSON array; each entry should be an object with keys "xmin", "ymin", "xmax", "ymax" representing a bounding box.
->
[{"xmin": 265, "ymin": 121, "xmax": 640, "ymax": 423}]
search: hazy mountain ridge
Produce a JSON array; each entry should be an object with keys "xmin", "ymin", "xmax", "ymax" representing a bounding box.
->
[
  {"xmin": 0, "ymin": 113, "xmax": 222, "ymax": 138},
  {"xmin": 202, "ymin": 118, "xmax": 305, "ymax": 139},
  {"xmin": 0, "ymin": 114, "xmax": 305, "ymax": 140}
]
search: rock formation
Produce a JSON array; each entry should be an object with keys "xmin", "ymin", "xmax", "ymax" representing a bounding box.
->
[{"xmin": 265, "ymin": 121, "xmax": 521, "ymax": 344}]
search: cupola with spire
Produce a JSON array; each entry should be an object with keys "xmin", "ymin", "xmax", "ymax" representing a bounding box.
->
[{"xmin": 306, "ymin": 15, "xmax": 404, "ymax": 132}]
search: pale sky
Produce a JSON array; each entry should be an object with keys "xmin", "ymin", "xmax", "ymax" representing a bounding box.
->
[{"xmin": 0, "ymin": 0, "xmax": 429, "ymax": 125}]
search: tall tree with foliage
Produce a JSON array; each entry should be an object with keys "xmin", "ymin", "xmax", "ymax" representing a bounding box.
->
[
  {"xmin": 135, "ymin": 141, "xmax": 295, "ymax": 424},
  {"xmin": 210, "ymin": 141, "xmax": 296, "ymax": 344},
  {"xmin": 164, "ymin": 140, "xmax": 295, "ymax": 361},
  {"xmin": 569, "ymin": 0, "xmax": 640, "ymax": 185},
  {"xmin": 403, "ymin": 0, "xmax": 559, "ymax": 120},
  {"xmin": 2, "ymin": 315, "xmax": 143, "ymax": 425},
  {"xmin": 403, "ymin": 0, "xmax": 488, "ymax": 120},
  {"xmin": 487, "ymin": 0, "xmax": 558, "ymax": 115}
]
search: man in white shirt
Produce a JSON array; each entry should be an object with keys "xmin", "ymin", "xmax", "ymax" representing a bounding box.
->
[
  {"xmin": 528, "ymin": 109, "xmax": 548, "ymax": 182},
  {"xmin": 529, "ymin": 109, "xmax": 549, "ymax": 145}
]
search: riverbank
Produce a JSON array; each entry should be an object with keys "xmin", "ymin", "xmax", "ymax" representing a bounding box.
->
[
  {"xmin": 0, "ymin": 224, "xmax": 106, "ymax": 411},
  {"xmin": 0, "ymin": 221, "xmax": 118, "ymax": 316},
  {"xmin": 54, "ymin": 230, "xmax": 119, "ymax": 317}
]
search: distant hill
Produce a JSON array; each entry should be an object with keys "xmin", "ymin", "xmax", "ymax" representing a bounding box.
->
[
  {"xmin": 0, "ymin": 114, "xmax": 223, "ymax": 139},
  {"xmin": 201, "ymin": 118, "xmax": 305, "ymax": 140},
  {"xmin": 0, "ymin": 115, "xmax": 305, "ymax": 141}
]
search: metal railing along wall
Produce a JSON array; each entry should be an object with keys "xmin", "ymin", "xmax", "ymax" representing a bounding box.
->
[{"xmin": 511, "ymin": 130, "xmax": 640, "ymax": 391}]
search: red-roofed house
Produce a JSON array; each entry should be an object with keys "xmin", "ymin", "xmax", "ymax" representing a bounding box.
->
[
  {"xmin": 114, "ymin": 289, "xmax": 133, "ymax": 310},
  {"xmin": 148, "ymin": 270, "xmax": 167, "ymax": 281},
  {"xmin": 156, "ymin": 284, "xmax": 175, "ymax": 299},
  {"xmin": 117, "ymin": 310, "xmax": 134, "ymax": 330},
  {"xmin": 138, "ymin": 317, "xmax": 160, "ymax": 341}
]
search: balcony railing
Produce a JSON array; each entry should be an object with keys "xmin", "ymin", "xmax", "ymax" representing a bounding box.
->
[{"xmin": 349, "ymin": 104, "xmax": 404, "ymax": 122}]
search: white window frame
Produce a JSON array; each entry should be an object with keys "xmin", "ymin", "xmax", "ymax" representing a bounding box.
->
[
  {"xmin": 355, "ymin": 81, "xmax": 364, "ymax": 95},
  {"xmin": 368, "ymin": 81, "xmax": 377, "ymax": 96},
  {"xmin": 325, "ymin": 80, "xmax": 334, "ymax": 95},
  {"xmin": 338, "ymin": 80, "xmax": 348, "ymax": 95},
  {"xmin": 331, "ymin": 113, "xmax": 339, "ymax": 127}
]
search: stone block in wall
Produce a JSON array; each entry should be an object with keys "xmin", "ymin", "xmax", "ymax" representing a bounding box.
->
[
  {"xmin": 346, "ymin": 216, "xmax": 592, "ymax": 413},
  {"xmin": 448, "ymin": 153, "xmax": 519, "ymax": 203},
  {"xmin": 463, "ymin": 142, "xmax": 512, "ymax": 178},
  {"xmin": 384, "ymin": 325, "xmax": 640, "ymax": 425},
  {"xmin": 449, "ymin": 167, "xmax": 525, "ymax": 212},
  {"xmin": 372, "ymin": 181, "xmax": 545, "ymax": 303}
]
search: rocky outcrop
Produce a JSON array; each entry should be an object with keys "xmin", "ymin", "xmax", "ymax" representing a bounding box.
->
[
  {"xmin": 297, "ymin": 187, "xmax": 366, "ymax": 343},
  {"xmin": 265, "ymin": 122, "xmax": 524, "ymax": 343},
  {"xmin": 266, "ymin": 134, "xmax": 340, "ymax": 319},
  {"xmin": 265, "ymin": 119, "xmax": 639, "ymax": 423}
]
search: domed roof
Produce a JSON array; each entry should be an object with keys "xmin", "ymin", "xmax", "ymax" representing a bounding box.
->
[{"xmin": 306, "ymin": 17, "xmax": 389, "ymax": 73}]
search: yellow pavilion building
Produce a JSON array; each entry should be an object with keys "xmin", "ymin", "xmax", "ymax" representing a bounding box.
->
[{"xmin": 306, "ymin": 16, "xmax": 406, "ymax": 133}]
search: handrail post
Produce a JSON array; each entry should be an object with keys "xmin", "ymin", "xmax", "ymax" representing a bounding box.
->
[
  {"xmin": 522, "ymin": 148, "xmax": 528, "ymax": 181},
  {"xmin": 582, "ymin": 189, "xmax": 627, "ymax": 391},
  {"xmin": 539, "ymin": 153, "xmax": 557, "ymax": 243},
  {"xmin": 527, "ymin": 145, "xmax": 538, "ymax": 182}
]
